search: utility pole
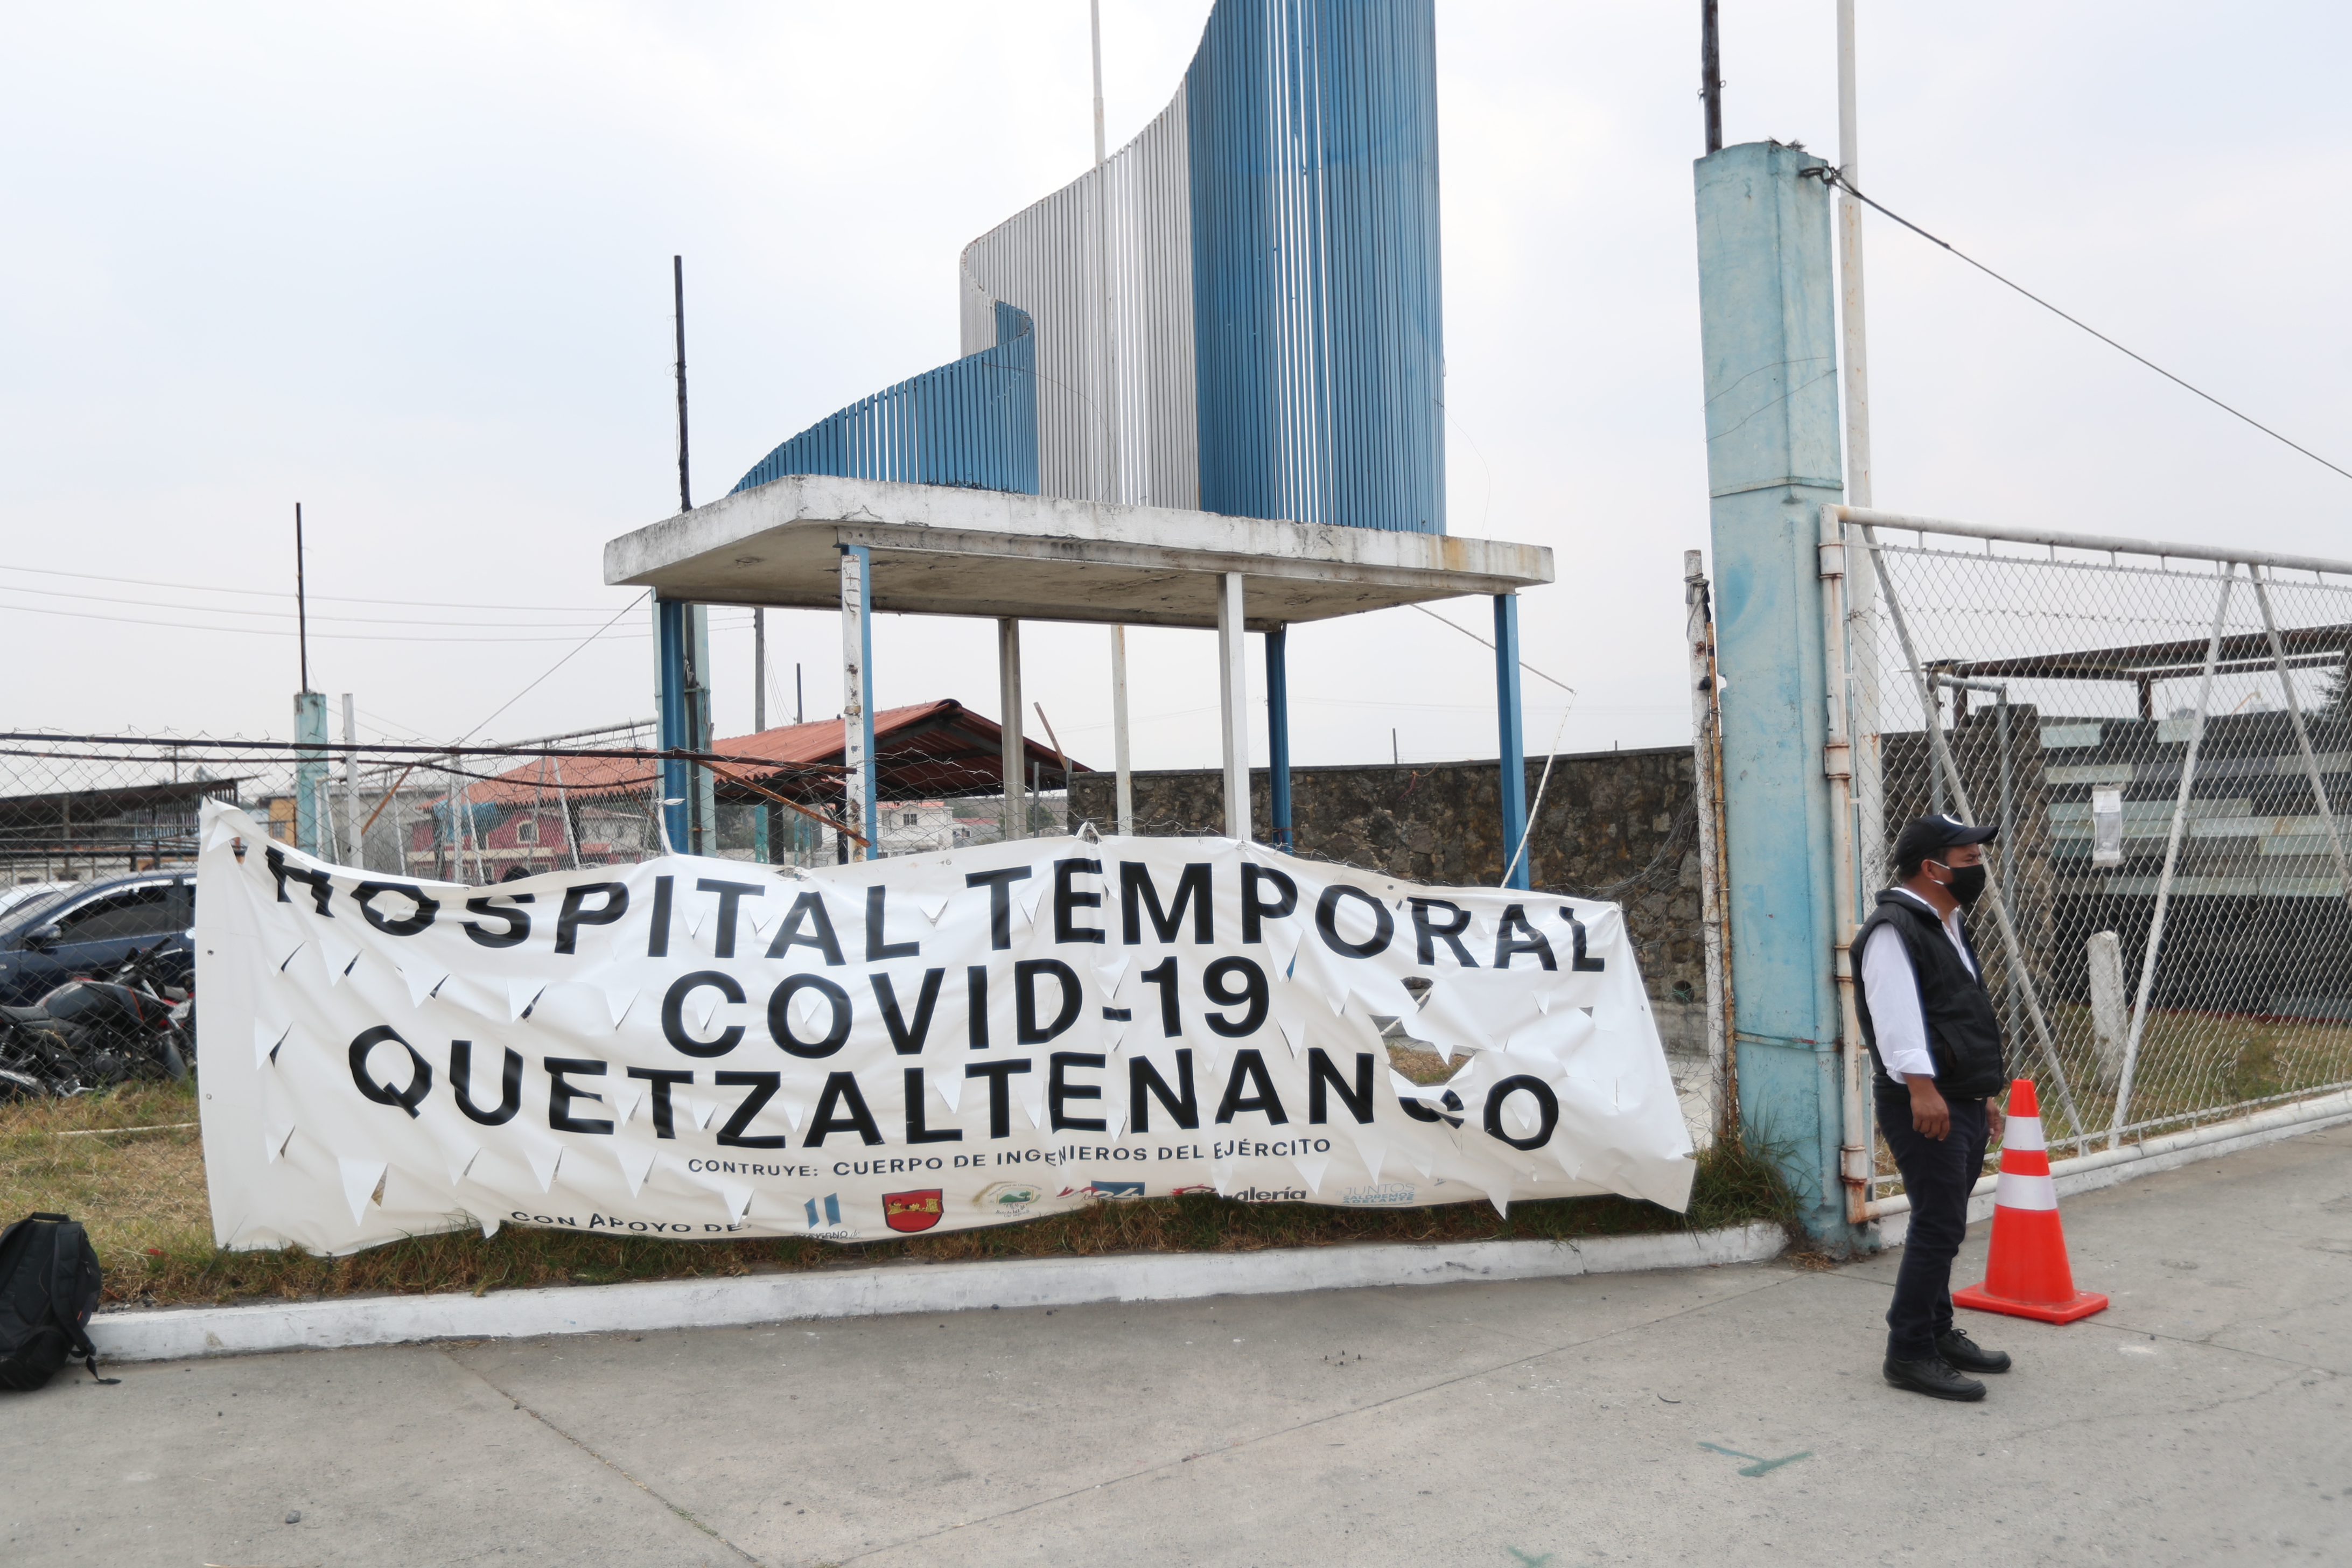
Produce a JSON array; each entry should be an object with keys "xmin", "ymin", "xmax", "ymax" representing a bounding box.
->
[
  {"xmin": 1700, "ymin": 0, "xmax": 1724, "ymax": 153},
  {"xmin": 657, "ymin": 255, "xmax": 715, "ymax": 855},
  {"xmin": 292, "ymin": 502, "xmax": 327, "ymax": 856},
  {"xmin": 674, "ymin": 255, "xmax": 692, "ymax": 514},
  {"xmin": 754, "ymin": 608, "xmax": 767, "ymax": 731},
  {"xmin": 294, "ymin": 502, "xmax": 311, "ymax": 693}
]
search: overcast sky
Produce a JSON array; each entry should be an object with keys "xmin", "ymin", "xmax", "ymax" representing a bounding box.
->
[{"xmin": 4, "ymin": 2, "xmax": 2346, "ymax": 773}]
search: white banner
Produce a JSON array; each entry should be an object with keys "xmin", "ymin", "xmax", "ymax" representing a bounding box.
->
[{"xmin": 193, "ymin": 801, "xmax": 1693, "ymax": 1255}]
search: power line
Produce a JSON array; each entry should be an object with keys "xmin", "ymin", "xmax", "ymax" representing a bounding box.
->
[
  {"xmin": 458, "ymin": 591, "xmax": 654, "ymax": 745},
  {"xmin": 1808, "ymin": 165, "xmax": 2352, "ymax": 485},
  {"xmin": 0, "ymin": 580, "xmax": 635, "ymax": 630},
  {"xmin": 0, "ymin": 559, "xmax": 639, "ymax": 613},
  {"xmin": 1405, "ymin": 603, "xmax": 1578, "ymax": 697},
  {"xmin": 0, "ymin": 599, "xmax": 671, "ymax": 642}
]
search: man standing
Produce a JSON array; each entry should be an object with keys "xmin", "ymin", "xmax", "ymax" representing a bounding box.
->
[{"xmin": 1855, "ymin": 814, "xmax": 2015, "ymax": 1401}]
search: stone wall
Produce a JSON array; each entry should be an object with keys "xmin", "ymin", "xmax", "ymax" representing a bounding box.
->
[{"xmin": 1069, "ymin": 746, "xmax": 1704, "ymax": 1009}]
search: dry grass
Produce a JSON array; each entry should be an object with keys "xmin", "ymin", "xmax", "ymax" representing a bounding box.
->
[{"xmin": 2, "ymin": 1077, "xmax": 1794, "ymax": 1310}]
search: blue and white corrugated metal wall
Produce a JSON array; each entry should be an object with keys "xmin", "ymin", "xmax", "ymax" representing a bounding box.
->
[{"xmin": 737, "ymin": 0, "xmax": 1445, "ymax": 537}]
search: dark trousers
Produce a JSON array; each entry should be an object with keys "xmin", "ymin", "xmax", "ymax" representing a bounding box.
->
[{"xmin": 1876, "ymin": 1086, "xmax": 1989, "ymax": 1361}]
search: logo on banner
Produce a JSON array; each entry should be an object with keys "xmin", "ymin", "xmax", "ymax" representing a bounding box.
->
[
  {"xmin": 1341, "ymin": 1182, "xmax": 1417, "ymax": 1206},
  {"xmin": 1232, "ymin": 1186, "xmax": 1308, "ymax": 1203},
  {"xmin": 883, "ymin": 1189, "xmax": 944, "ymax": 1233},
  {"xmin": 978, "ymin": 1181, "xmax": 1042, "ymax": 1216},
  {"xmin": 1061, "ymin": 1180, "xmax": 1144, "ymax": 1200},
  {"xmin": 804, "ymin": 1194, "xmax": 842, "ymax": 1229}
]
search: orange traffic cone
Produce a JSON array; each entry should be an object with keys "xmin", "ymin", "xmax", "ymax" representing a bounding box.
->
[{"xmin": 1954, "ymin": 1079, "xmax": 2109, "ymax": 1324}]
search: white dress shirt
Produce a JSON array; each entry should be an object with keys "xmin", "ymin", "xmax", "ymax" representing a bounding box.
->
[{"xmin": 1860, "ymin": 887, "xmax": 1978, "ymax": 1085}]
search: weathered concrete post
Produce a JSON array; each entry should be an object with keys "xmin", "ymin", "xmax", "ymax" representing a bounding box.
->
[{"xmin": 1693, "ymin": 141, "xmax": 1866, "ymax": 1250}]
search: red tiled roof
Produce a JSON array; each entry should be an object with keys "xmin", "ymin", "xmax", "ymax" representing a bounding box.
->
[{"xmin": 437, "ymin": 701, "xmax": 1085, "ymax": 809}]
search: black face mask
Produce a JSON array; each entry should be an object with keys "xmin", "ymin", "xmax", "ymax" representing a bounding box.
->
[{"xmin": 1934, "ymin": 861, "xmax": 1987, "ymax": 908}]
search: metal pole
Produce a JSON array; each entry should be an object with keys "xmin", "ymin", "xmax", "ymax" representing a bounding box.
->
[
  {"xmin": 1858, "ymin": 523, "xmax": 2087, "ymax": 1150},
  {"xmin": 673, "ymin": 256, "xmax": 691, "ymax": 515},
  {"xmin": 1997, "ymin": 687, "xmax": 2020, "ymax": 1053},
  {"xmin": 1816, "ymin": 510, "xmax": 1871, "ymax": 1220},
  {"xmin": 551, "ymin": 755, "xmax": 582, "ymax": 871},
  {"xmin": 1686, "ymin": 551, "xmax": 1736, "ymax": 1140},
  {"xmin": 1265, "ymin": 626, "xmax": 1292, "ymax": 851},
  {"xmin": 1836, "ymin": 506, "xmax": 2352, "ymax": 581},
  {"xmin": 1110, "ymin": 625, "xmax": 1134, "ymax": 835},
  {"xmin": 2251, "ymin": 566, "xmax": 2352, "ymax": 905},
  {"xmin": 294, "ymin": 502, "xmax": 310, "ymax": 696},
  {"xmin": 1926, "ymin": 669, "xmax": 1945, "ymax": 817},
  {"xmin": 688, "ymin": 605, "xmax": 714, "ymax": 855},
  {"xmin": 796, "ymin": 662, "xmax": 804, "ymax": 725},
  {"xmin": 1835, "ymin": 0, "xmax": 1887, "ymax": 899},
  {"xmin": 998, "ymin": 618, "xmax": 1027, "ymax": 842},
  {"xmin": 752, "ymin": 605, "xmax": 770, "ymax": 857},
  {"xmin": 1494, "ymin": 594, "xmax": 1529, "ymax": 890},
  {"xmin": 1836, "ymin": 0, "xmax": 1871, "ymax": 514},
  {"xmin": 1216, "ymin": 573, "xmax": 1251, "ymax": 841},
  {"xmin": 341, "ymin": 694, "xmax": 362, "ymax": 870},
  {"xmin": 1699, "ymin": 0, "xmax": 1723, "ymax": 154},
  {"xmin": 2112, "ymin": 568, "xmax": 2238, "ymax": 1146},
  {"xmin": 389, "ymin": 783, "xmax": 409, "ymax": 879},
  {"xmin": 841, "ymin": 544, "xmax": 876, "ymax": 860}
]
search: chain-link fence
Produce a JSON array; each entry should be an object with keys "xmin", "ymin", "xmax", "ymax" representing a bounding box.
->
[{"xmin": 1840, "ymin": 516, "xmax": 2352, "ymax": 1168}]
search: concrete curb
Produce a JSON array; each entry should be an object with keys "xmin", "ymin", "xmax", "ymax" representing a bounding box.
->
[
  {"xmin": 1877, "ymin": 1105, "xmax": 2352, "ymax": 1247},
  {"xmin": 89, "ymin": 1222, "xmax": 1788, "ymax": 1364}
]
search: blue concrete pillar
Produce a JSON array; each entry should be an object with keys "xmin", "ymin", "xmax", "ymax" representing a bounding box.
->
[
  {"xmin": 292, "ymin": 690, "xmax": 327, "ymax": 857},
  {"xmin": 1695, "ymin": 141, "xmax": 1860, "ymax": 1247},
  {"xmin": 654, "ymin": 598, "xmax": 717, "ymax": 856},
  {"xmin": 655, "ymin": 599, "xmax": 691, "ymax": 854},
  {"xmin": 1494, "ymin": 594, "xmax": 1529, "ymax": 890},
  {"xmin": 1264, "ymin": 627, "xmax": 1292, "ymax": 850}
]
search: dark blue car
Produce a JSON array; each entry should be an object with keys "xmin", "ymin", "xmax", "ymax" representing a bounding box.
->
[{"xmin": 0, "ymin": 872, "xmax": 195, "ymax": 1008}]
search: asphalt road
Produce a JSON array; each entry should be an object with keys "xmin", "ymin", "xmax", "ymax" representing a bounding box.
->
[{"xmin": 9, "ymin": 1126, "xmax": 2348, "ymax": 1567}]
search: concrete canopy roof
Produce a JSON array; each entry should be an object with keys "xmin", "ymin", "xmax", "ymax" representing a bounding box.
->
[{"xmin": 602, "ymin": 474, "xmax": 1553, "ymax": 632}]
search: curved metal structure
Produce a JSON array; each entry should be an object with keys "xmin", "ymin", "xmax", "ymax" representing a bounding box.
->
[
  {"xmin": 733, "ymin": 303, "xmax": 1037, "ymax": 496},
  {"xmin": 734, "ymin": 0, "xmax": 1445, "ymax": 536}
]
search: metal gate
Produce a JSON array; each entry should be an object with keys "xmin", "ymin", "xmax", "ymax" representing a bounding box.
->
[{"xmin": 1821, "ymin": 508, "xmax": 2352, "ymax": 1196}]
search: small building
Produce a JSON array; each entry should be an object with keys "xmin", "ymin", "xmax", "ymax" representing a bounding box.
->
[{"xmin": 414, "ymin": 701, "xmax": 1083, "ymax": 875}]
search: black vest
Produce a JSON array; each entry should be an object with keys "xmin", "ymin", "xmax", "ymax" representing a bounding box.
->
[{"xmin": 1852, "ymin": 889, "xmax": 2007, "ymax": 1100}]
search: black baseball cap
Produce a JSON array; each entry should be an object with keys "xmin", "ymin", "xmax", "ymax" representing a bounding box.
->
[{"xmin": 1894, "ymin": 813, "xmax": 1998, "ymax": 870}]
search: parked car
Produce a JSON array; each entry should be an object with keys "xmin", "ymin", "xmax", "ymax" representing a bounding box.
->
[
  {"xmin": 0, "ymin": 881, "xmax": 78, "ymax": 925},
  {"xmin": 0, "ymin": 872, "xmax": 194, "ymax": 1009}
]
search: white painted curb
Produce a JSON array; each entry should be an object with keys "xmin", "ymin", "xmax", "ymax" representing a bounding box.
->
[{"xmin": 89, "ymin": 1222, "xmax": 1787, "ymax": 1364}]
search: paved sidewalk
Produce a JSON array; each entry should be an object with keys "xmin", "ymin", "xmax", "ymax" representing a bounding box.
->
[{"xmin": 9, "ymin": 1127, "xmax": 2348, "ymax": 1567}]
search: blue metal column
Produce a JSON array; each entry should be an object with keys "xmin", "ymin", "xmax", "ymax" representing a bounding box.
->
[
  {"xmin": 655, "ymin": 598, "xmax": 691, "ymax": 855},
  {"xmin": 293, "ymin": 690, "xmax": 327, "ymax": 856},
  {"xmin": 1695, "ymin": 141, "xmax": 1860, "ymax": 1249},
  {"xmin": 1264, "ymin": 626, "xmax": 1292, "ymax": 850},
  {"xmin": 1493, "ymin": 594, "xmax": 1528, "ymax": 890}
]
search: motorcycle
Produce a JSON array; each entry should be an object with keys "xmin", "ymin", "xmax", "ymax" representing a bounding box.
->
[{"xmin": 0, "ymin": 941, "xmax": 194, "ymax": 1098}]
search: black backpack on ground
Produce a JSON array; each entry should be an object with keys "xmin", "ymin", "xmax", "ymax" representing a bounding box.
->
[{"xmin": 0, "ymin": 1212, "xmax": 113, "ymax": 1391}]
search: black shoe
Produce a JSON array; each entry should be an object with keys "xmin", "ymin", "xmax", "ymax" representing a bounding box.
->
[
  {"xmin": 1882, "ymin": 1355, "xmax": 1986, "ymax": 1402},
  {"xmin": 1936, "ymin": 1328, "xmax": 2012, "ymax": 1374}
]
